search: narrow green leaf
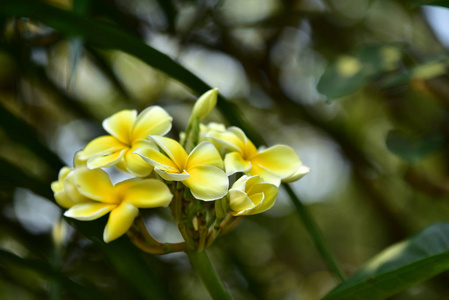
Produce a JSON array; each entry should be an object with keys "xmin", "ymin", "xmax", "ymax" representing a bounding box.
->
[
  {"xmin": 0, "ymin": 0, "xmax": 265, "ymax": 146},
  {"xmin": 386, "ymin": 130, "xmax": 444, "ymax": 163},
  {"xmin": 322, "ymin": 223, "xmax": 449, "ymax": 300},
  {"xmin": 0, "ymin": 249, "xmax": 112, "ymax": 300},
  {"xmin": 0, "ymin": 103, "xmax": 65, "ymax": 173}
]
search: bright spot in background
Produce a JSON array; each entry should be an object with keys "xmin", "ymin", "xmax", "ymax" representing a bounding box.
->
[
  {"xmin": 423, "ymin": 5, "xmax": 449, "ymax": 48},
  {"xmin": 268, "ymin": 131, "xmax": 351, "ymax": 217},
  {"xmin": 14, "ymin": 189, "xmax": 61, "ymax": 235},
  {"xmin": 180, "ymin": 48, "xmax": 250, "ymax": 98}
]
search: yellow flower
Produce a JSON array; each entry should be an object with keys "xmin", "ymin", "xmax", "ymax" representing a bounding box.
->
[
  {"xmin": 62, "ymin": 167, "xmax": 172, "ymax": 243},
  {"xmin": 51, "ymin": 166, "xmax": 89, "ymax": 209},
  {"xmin": 78, "ymin": 106, "xmax": 172, "ymax": 177},
  {"xmin": 191, "ymin": 88, "xmax": 218, "ymax": 121},
  {"xmin": 134, "ymin": 136, "xmax": 228, "ymax": 201},
  {"xmin": 209, "ymin": 127, "xmax": 309, "ymax": 186},
  {"xmin": 228, "ymin": 175, "xmax": 278, "ymax": 216}
]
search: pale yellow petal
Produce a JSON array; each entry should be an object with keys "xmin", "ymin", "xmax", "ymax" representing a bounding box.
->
[
  {"xmin": 228, "ymin": 189, "xmax": 254, "ymax": 214},
  {"xmin": 251, "ymin": 145, "xmax": 300, "ymax": 179},
  {"xmin": 102, "ymin": 110, "xmax": 137, "ymax": 144},
  {"xmin": 64, "ymin": 203, "xmax": 116, "ymax": 220},
  {"xmin": 131, "ymin": 106, "xmax": 172, "ymax": 140},
  {"xmin": 51, "ymin": 181, "xmax": 62, "ymax": 193},
  {"xmin": 73, "ymin": 168, "xmax": 116, "ymax": 203},
  {"xmin": 186, "ymin": 142, "xmax": 224, "ymax": 170},
  {"xmin": 183, "ymin": 165, "xmax": 229, "ymax": 201},
  {"xmin": 224, "ymin": 152, "xmax": 251, "ymax": 175},
  {"xmin": 191, "ymin": 88, "xmax": 218, "ymax": 121},
  {"xmin": 208, "ymin": 130, "xmax": 245, "ymax": 153},
  {"xmin": 247, "ymin": 164, "xmax": 281, "ymax": 186},
  {"xmin": 73, "ymin": 151, "xmax": 86, "ymax": 168},
  {"xmin": 154, "ymin": 167, "xmax": 190, "ymax": 181},
  {"xmin": 86, "ymin": 149, "xmax": 126, "ymax": 169},
  {"xmin": 282, "ymin": 164, "xmax": 310, "ymax": 183},
  {"xmin": 54, "ymin": 190, "xmax": 74, "ymax": 209},
  {"xmin": 64, "ymin": 173, "xmax": 89, "ymax": 204},
  {"xmin": 58, "ymin": 167, "xmax": 72, "ymax": 183},
  {"xmin": 150, "ymin": 136, "xmax": 188, "ymax": 170},
  {"xmin": 78, "ymin": 136, "xmax": 126, "ymax": 160},
  {"xmin": 103, "ymin": 201, "xmax": 139, "ymax": 243},
  {"xmin": 118, "ymin": 179, "xmax": 172, "ymax": 208},
  {"xmin": 134, "ymin": 146, "xmax": 179, "ymax": 171},
  {"xmin": 249, "ymin": 183, "xmax": 278, "ymax": 214}
]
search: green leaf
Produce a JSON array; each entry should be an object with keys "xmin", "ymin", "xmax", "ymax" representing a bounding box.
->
[
  {"xmin": 386, "ymin": 130, "xmax": 444, "ymax": 163},
  {"xmin": 0, "ymin": 0, "xmax": 265, "ymax": 147},
  {"xmin": 318, "ymin": 45, "xmax": 402, "ymax": 100},
  {"xmin": 0, "ymin": 103, "xmax": 65, "ymax": 174},
  {"xmin": 0, "ymin": 249, "xmax": 112, "ymax": 300},
  {"xmin": 322, "ymin": 223, "xmax": 449, "ymax": 300}
]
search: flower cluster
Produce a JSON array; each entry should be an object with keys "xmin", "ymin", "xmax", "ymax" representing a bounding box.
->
[{"xmin": 52, "ymin": 89, "xmax": 309, "ymax": 249}]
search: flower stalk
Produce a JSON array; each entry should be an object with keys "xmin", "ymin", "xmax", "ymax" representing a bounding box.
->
[
  {"xmin": 187, "ymin": 249, "xmax": 233, "ymax": 300},
  {"xmin": 283, "ymin": 183, "xmax": 345, "ymax": 282}
]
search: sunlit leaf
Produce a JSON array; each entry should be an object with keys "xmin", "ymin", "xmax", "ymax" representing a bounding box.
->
[
  {"xmin": 386, "ymin": 130, "xmax": 444, "ymax": 163},
  {"xmin": 323, "ymin": 223, "xmax": 449, "ymax": 300}
]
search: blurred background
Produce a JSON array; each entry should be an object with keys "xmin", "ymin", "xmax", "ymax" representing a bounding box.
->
[{"xmin": 1, "ymin": 0, "xmax": 449, "ymax": 299}]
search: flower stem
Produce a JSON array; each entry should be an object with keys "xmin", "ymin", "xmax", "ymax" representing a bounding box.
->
[
  {"xmin": 282, "ymin": 183, "xmax": 345, "ymax": 282},
  {"xmin": 187, "ymin": 249, "xmax": 233, "ymax": 300}
]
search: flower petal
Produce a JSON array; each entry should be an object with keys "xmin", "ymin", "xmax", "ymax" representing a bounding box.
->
[
  {"xmin": 78, "ymin": 136, "xmax": 126, "ymax": 160},
  {"xmin": 123, "ymin": 140, "xmax": 155, "ymax": 176},
  {"xmin": 208, "ymin": 130, "xmax": 245, "ymax": 153},
  {"xmin": 224, "ymin": 152, "xmax": 251, "ymax": 175},
  {"xmin": 228, "ymin": 189, "xmax": 255, "ymax": 214},
  {"xmin": 131, "ymin": 106, "xmax": 173, "ymax": 140},
  {"xmin": 54, "ymin": 190, "xmax": 74, "ymax": 209},
  {"xmin": 154, "ymin": 167, "xmax": 190, "ymax": 181},
  {"xmin": 247, "ymin": 164, "xmax": 281, "ymax": 186},
  {"xmin": 134, "ymin": 146, "xmax": 179, "ymax": 171},
  {"xmin": 183, "ymin": 165, "xmax": 229, "ymax": 201},
  {"xmin": 186, "ymin": 142, "xmax": 224, "ymax": 170},
  {"xmin": 73, "ymin": 168, "xmax": 116, "ymax": 203},
  {"xmin": 103, "ymin": 201, "xmax": 139, "ymax": 243},
  {"xmin": 150, "ymin": 136, "xmax": 188, "ymax": 169},
  {"xmin": 251, "ymin": 145, "xmax": 300, "ymax": 179},
  {"xmin": 86, "ymin": 149, "xmax": 126, "ymax": 169},
  {"xmin": 117, "ymin": 179, "xmax": 172, "ymax": 208},
  {"xmin": 64, "ymin": 202, "xmax": 116, "ymax": 220},
  {"xmin": 102, "ymin": 110, "xmax": 137, "ymax": 144},
  {"xmin": 64, "ymin": 173, "xmax": 89, "ymax": 204},
  {"xmin": 249, "ymin": 183, "xmax": 278, "ymax": 214},
  {"xmin": 282, "ymin": 164, "xmax": 310, "ymax": 183}
]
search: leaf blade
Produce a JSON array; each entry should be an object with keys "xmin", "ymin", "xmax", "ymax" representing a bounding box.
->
[{"xmin": 322, "ymin": 223, "xmax": 449, "ymax": 300}]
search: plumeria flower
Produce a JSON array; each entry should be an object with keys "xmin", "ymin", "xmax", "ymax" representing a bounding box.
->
[
  {"xmin": 78, "ymin": 106, "xmax": 172, "ymax": 177},
  {"xmin": 228, "ymin": 175, "xmax": 278, "ymax": 216},
  {"xmin": 134, "ymin": 136, "xmax": 228, "ymax": 201},
  {"xmin": 209, "ymin": 127, "xmax": 309, "ymax": 186},
  {"xmin": 62, "ymin": 167, "xmax": 172, "ymax": 243},
  {"xmin": 51, "ymin": 166, "xmax": 89, "ymax": 209}
]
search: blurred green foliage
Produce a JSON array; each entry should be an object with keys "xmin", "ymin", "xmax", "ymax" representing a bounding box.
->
[{"xmin": 1, "ymin": 0, "xmax": 449, "ymax": 299}]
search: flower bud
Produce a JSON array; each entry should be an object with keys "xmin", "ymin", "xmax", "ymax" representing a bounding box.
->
[{"xmin": 191, "ymin": 88, "xmax": 218, "ymax": 121}]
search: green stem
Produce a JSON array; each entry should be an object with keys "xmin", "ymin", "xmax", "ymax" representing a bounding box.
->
[
  {"xmin": 283, "ymin": 183, "xmax": 345, "ymax": 282},
  {"xmin": 187, "ymin": 250, "xmax": 233, "ymax": 300}
]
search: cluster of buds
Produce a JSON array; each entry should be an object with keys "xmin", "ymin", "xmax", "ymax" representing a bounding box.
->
[{"xmin": 51, "ymin": 89, "xmax": 309, "ymax": 253}]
